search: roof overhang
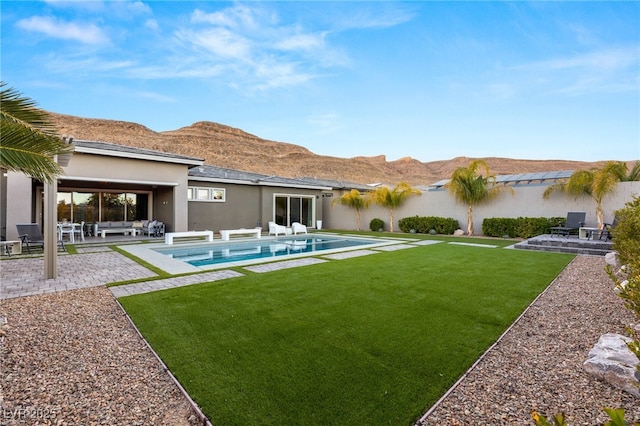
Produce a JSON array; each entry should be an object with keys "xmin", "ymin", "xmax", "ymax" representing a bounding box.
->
[
  {"xmin": 189, "ymin": 176, "xmax": 332, "ymax": 190},
  {"xmin": 60, "ymin": 175, "xmax": 179, "ymax": 186},
  {"xmin": 73, "ymin": 145, "xmax": 204, "ymax": 167}
]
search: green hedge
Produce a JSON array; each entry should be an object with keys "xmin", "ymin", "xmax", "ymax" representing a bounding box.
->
[
  {"xmin": 398, "ymin": 216, "xmax": 459, "ymax": 235},
  {"xmin": 482, "ymin": 217, "xmax": 565, "ymax": 238}
]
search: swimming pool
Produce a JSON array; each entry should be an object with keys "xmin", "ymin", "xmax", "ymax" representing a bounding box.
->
[{"xmin": 153, "ymin": 235, "xmax": 384, "ymax": 267}]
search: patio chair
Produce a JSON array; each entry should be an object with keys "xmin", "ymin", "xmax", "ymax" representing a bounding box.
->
[
  {"xmin": 598, "ymin": 216, "xmax": 618, "ymax": 241},
  {"xmin": 72, "ymin": 221, "xmax": 85, "ymax": 242},
  {"xmin": 550, "ymin": 211, "xmax": 586, "ymax": 237},
  {"xmin": 291, "ymin": 222, "xmax": 308, "ymax": 235},
  {"xmin": 16, "ymin": 223, "xmax": 66, "ymax": 254},
  {"xmin": 269, "ymin": 221, "xmax": 290, "ymax": 236}
]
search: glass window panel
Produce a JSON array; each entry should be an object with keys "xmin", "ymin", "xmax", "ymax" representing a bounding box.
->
[
  {"xmin": 197, "ymin": 189, "xmax": 209, "ymax": 200},
  {"xmin": 290, "ymin": 197, "xmax": 301, "ymax": 224},
  {"xmin": 301, "ymin": 197, "xmax": 313, "ymax": 227},
  {"xmin": 125, "ymin": 193, "xmax": 137, "ymax": 221},
  {"xmin": 275, "ymin": 196, "xmax": 287, "ymax": 225},
  {"xmin": 57, "ymin": 192, "xmax": 72, "ymax": 222},
  {"xmin": 73, "ymin": 192, "xmax": 97, "ymax": 223},
  {"xmin": 101, "ymin": 193, "xmax": 126, "ymax": 221}
]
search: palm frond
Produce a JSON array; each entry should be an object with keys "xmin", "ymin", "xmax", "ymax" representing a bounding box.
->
[{"xmin": 0, "ymin": 82, "xmax": 72, "ymax": 182}]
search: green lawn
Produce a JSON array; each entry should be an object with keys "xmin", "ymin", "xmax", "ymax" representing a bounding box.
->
[{"xmin": 119, "ymin": 240, "xmax": 573, "ymax": 425}]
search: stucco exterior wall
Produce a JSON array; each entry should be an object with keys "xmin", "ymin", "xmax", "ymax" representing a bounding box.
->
[
  {"xmin": 66, "ymin": 153, "xmax": 192, "ymax": 233},
  {"xmin": 188, "ymin": 183, "xmax": 262, "ymax": 232},
  {"xmin": 187, "ymin": 181, "xmax": 324, "ymax": 233},
  {"xmin": 325, "ymin": 181, "xmax": 640, "ymax": 233},
  {"xmin": 4, "ymin": 172, "xmax": 35, "ymax": 240},
  {"xmin": 3, "ymin": 152, "xmax": 194, "ymax": 238}
]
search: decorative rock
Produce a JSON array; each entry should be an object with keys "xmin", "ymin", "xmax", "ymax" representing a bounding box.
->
[
  {"xmin": 583, "ymin": 333, "xmax": 640, "ymax": 397},
  {"xmin": 453, "ymin": 229, "xmax": 465, "ymax": 236},
  {"xmin": 605, "ymin": 251, "xmax": 620, "ymax": 269}
]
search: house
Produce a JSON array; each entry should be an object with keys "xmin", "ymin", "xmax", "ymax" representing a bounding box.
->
[
  {"xmin": 186, "ymin": 165, "xmax": 332, "ymax": 233},
  {"xmin": 1, "ymin": 140, "xmax": 333, "ymax": 240},
  {"xmin": 3, "ymin": 138, "xmax": 637, "ymax": 240}
]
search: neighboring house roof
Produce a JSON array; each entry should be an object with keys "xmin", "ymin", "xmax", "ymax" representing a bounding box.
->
[
  {"xmin": 428, "ymin": 170, "xmax": 574, "ymax": 190},
  {"xmin": 295, "ymin": 177, "xmax": 372, "ymax": 191},
  {"xmin": 73, "ymin": 140, "xmax": 204, "ymax": 166},
  {"xmin": 189, "ymin": 165, "xmax": 332, "ymax": 190}
]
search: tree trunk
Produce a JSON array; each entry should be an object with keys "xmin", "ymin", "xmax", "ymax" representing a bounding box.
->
[
  {"xmin": 467, "ymin": 205, "xmax": 474, "ymax": 236},
  {"xmin": 389, "ymin": 209, "xmax": 394, "ymax": 233},
  {"xmin": 596, "ymin": 203, "xmax": 604, "ymax": 229},
  {"xmin": 356, "ymin": 209, "xmax": 361, "ymax": 231}
]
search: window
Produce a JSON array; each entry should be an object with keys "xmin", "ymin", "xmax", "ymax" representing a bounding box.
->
[
  {"xmin": 274, "ymin": 194, "xmax": 314, "ymax": 227},
  {"xmin": 56, "ymin": 191, "xmax": 149, "ymax": 222},
  {"xmin": 188, "ymin": 187, "xmax": 226, "ymax": 202}
]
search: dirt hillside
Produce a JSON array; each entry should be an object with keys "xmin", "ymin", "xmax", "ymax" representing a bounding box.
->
[{"xmin": 49, "ymin": 112, "xmax": 632, "ymax": 185}]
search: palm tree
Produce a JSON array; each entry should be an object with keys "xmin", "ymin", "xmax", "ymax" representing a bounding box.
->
[
  {"xmin": 446, "ymin": 160, "xmax": 513, "ymax": 236},
  {"xmin": 542, "ymin": 161, "xmax": 628, "ymax": 229},
  {"xmin": 623, "ymin": 161, "xmax": 640, "ymax": 182},
  {"xmin": 367, "ymin": 182, "xmax": 421, "ymax": 233},
  {"xmin": 331, "ymin": 189, "xmax": 369, "ymax": 231},
  {"xmin": 1, "ymin": 82, "xmax": 72, "ymax": 183}
]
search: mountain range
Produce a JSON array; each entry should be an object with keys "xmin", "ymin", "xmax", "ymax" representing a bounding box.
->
[{"xmin": 49, "ymin": 112, "xmax": 629, "ymax": 186}]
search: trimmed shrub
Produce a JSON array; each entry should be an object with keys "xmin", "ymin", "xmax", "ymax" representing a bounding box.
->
[
  {"xmin": 482, "ymin": 217, "xmax": 565, "ymax": 239},
  {"xmin": 398, "ymin": 216, "xmax": 459, "ymax": 235},
  {"xmin": 369, "ymin": 218, "xmax": 384, "ymax": 232}
]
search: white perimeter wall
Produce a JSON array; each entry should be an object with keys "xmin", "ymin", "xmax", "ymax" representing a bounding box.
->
[{"xmin": 325, "ymin": 181, "xmax": 640, "ymax": 233}]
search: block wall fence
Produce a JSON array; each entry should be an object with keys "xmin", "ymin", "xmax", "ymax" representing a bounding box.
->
[{"xmin": 324, "ymin": 181, "xmax": 640, "ymax": 234}]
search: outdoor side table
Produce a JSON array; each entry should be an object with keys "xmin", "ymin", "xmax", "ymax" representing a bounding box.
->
[{"xmin": 0, "ymin": 240, "xmax": 22, "ymax": 256}]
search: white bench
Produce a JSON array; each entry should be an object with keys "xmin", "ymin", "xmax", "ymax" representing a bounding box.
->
[
  {"xmin": 219, "ymin": 227, "xmax": 262, "ymax": 241},
  {"xmin": 165, "ymin": 230, "xmax": 214, "ymax": 245},
  {"xmin": 101, "ymin": 228, "xmax": 136, "ymax": 238}
]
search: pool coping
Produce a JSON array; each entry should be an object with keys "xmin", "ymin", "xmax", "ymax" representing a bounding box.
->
[{"xmin": 117, "ymin": 233, "xmax": 403, "ymax": 275}]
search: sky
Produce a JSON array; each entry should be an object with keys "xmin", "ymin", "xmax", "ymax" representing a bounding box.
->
[{"xmin": 1, "ymin": 1, "xmax": 639, "ymax": 163}]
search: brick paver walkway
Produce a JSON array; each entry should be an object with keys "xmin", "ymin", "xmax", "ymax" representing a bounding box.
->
[
  {"xmin": 109, "ymin": 270, "xmax": 244, "ymax": 297},
  {"xmin": 1, "ymin": 240, "xmax": 425, "ymax": 300},
  {"xmin": 0, "ymin": 252, "xmax": 156, "ymax": 299}
]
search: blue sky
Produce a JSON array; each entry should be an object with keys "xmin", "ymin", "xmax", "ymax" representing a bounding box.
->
[{"xmin": 2, "ymin": 1, "xmax": 639, "ymax": 163}]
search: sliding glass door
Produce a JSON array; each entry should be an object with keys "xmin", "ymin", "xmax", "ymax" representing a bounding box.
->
[{"xmin": 274, "ymin": 195, "xmax": 314, "ymax": 227}]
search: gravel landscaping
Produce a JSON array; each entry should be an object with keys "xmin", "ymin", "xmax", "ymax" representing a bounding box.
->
[
  {"xmin": 1, "ymin": 255, "xmax": 638, "ymax": 425},
  {"xmin": 421, "ymin": 255, "xmax": 640, "ymax": 425},
  {"xmin": 1, "ymin": 287, "xmax": 201, "ymax": 426}
]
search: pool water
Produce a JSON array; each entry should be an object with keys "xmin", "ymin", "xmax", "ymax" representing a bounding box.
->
[{"xmin": 154, "ymin": 235, "xmax": 380, "ymax": 267}]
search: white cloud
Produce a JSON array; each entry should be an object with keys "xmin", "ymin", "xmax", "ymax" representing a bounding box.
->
[
  {"xmin": 177, "ymin": 27, "xmax": 252, "ymax": 61},
  {"xmin": 275, "ymin": 33, "xmax": 327, "ymax": 52},
  {"xmin": 145, "ymin": 19, "xmax": 159, "ymax": 31},
  {"xmin": 512, "ymin": 46, "xmax": 639, "ymax": 96},
  {"xmin": 172, "ymin": 3, "xmax": 357, "ymax": 91},
  {"xmin": 16, "ymin": 16, "xmax": 109, "ymax": 45},
  {"xmin": 532, "ymin": 47, "xmax": 638, "ymax": 72},
  {"xmin": 191, "ymin": 5, "xmax": 264, "ymax": 31}
]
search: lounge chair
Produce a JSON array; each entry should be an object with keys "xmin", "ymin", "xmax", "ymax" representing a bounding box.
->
[
  {"xmin": 268, "ymin": 221, "xmax": 291, "ymax": 236},
  {"xmin": 598, "ymin": 216, "xmax": 618, "ymax": 241},
  {"xmin": 550, "ymin": 211, "xmax": 586, "ymax": 237},
  {"xmin": 291, "ymin": 222, "xmax": 308, "ymax": 235},
  {"xmin": 16, "ymin": 223, "xmax": 66, "ymax": 254}
]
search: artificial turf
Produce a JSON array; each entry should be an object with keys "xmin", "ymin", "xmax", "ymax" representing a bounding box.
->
[{"xmin": 119, "ymin": 241, "xmax": 573, "ymax": 425}]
